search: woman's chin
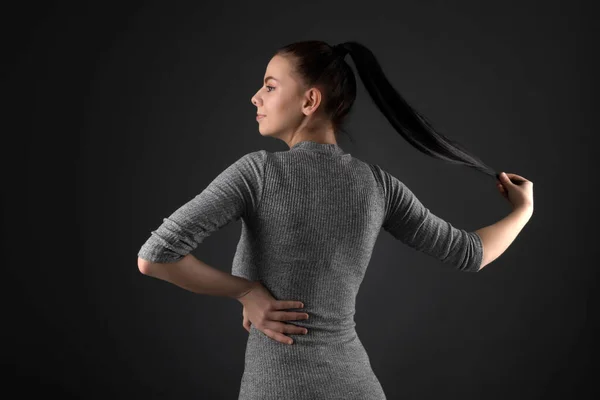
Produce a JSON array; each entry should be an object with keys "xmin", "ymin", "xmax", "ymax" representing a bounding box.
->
[{"xmin": 258, "ymin": 128, "xmax": 275, "ymax": 137}]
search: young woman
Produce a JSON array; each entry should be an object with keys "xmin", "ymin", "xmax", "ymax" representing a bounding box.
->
[{"xmin": 138, "ymin": 40, "xmax": 534, "ymax": 400}]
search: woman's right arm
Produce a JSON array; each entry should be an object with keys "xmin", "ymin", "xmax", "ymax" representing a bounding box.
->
[
  {"xmin": 476, "ymin": 171, "xmax": 535, "ymax": 271},
  {"xmin": 475, "ymin": 204, "xmax": 533, "ymax": 271},
  {"xmin": 370, "ymin": 165, "xmax": 534, "ymax": 273}
]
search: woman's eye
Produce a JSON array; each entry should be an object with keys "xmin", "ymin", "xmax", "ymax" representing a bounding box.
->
[{"xmin": 266, "ymin": 85, "xmax": 275, "ymax": 92}]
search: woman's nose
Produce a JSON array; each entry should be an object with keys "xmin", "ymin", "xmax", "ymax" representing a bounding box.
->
[{"xmin": 251, "ymin": 91, "xmax": 262, "ymax": 106}]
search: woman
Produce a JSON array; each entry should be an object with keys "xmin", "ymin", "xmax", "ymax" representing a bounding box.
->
[{"xmin": 137, "ymin": 40, "xmax": 534, "ymax": 399}]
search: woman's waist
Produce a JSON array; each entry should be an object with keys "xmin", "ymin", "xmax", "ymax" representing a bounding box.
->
[
  {"xmin": 244, "ymin": 327, "xmax": 373, "ymax": 370},
  {"xmin": 247, "ymin": 321, "xmax": 359, "ymax": 349}
]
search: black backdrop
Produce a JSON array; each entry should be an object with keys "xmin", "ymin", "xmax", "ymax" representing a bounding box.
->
[{"xmin": 4, "ymin": 1, "xmax": 597, "ymax": 399}]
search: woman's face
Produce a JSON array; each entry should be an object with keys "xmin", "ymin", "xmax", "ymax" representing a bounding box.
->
[{"xmin": 251, "ymin": 55, "xmax": 323, "ymax": 141}]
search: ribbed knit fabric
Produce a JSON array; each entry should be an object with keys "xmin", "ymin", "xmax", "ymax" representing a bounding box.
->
[{"xmin": 138, "ymin": 140, "xmax": 484, "ymax": 399}]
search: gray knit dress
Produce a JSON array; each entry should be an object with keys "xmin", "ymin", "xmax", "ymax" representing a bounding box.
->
[{"xmin": 137, "ymin": 140, "xmax": 483, "ymax": 399}]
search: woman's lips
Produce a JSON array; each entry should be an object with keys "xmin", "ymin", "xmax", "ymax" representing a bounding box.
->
[{"xmin": 256, "ymin": 115, "xmax": 265, "ymax": 121}]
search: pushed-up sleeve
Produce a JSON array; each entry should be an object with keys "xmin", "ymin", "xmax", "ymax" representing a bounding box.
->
[
  {"xmin": 138, "ymin": 150, "xmax": 267, "ymax": 264},
  {"xmin": 370, "ymin": 164, "xmax": 483, "ymax": 272}
]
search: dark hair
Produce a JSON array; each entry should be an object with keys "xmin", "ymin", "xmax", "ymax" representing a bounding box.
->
[{"xmin": 274, "ymin": 40, "xmax": 504, "ymax": 181}]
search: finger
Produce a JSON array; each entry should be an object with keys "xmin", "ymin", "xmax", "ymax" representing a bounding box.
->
[
  {"xmin": 500, "ymin": 172, "xmax": 527, "ymax": 186},
  {"xmin": 496, "ymin": 183, "xmax": 507, "ymax": 197},
  {"xmin": 263, "ymin": 327, "xmax": 294, "ymax": 345},
  {"xmin": 269, "ymin": 310, "xmax": 309, "ymax": 321},
  {"xmin": 275, "ymin": 301, "xmax": 304, "ymax": 310},
  {"xmin": 498, "ymin": 172, "xmax": 513, "ymax": 185},
  {"xmin": 504, "ymin": 172, "xmax": 528, "ymax": 181},
  {"xmin": 284, "ymin": 323, "xmax": 308, "ymax": 335},
  {"xmin": 271, "ymin": 319, "xmax": 309, "ymax": 335},
  {"xmin": 504, "ymin": 173, "xmax": 531, "ymax": 184},
  {"xmin": 268, "ymin": 322, "xmax": 309, "ymax": 340}
]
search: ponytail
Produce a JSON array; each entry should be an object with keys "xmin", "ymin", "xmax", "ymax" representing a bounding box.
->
[
  {"xmin": 342, "ymin": 41, "xmax": 502, "ymax": 181},
  {"xmin": 277, "ymin": 40, "xmax": 510, "ymax": 183}
]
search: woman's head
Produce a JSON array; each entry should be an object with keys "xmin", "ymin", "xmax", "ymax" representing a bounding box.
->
[
  {"xmin": 251, "ymin": 41, "xmax": 355, "ymax": 146},
  {"xmin": 252, "ymin": 40, "xmax": 500, "ymax": 180}
]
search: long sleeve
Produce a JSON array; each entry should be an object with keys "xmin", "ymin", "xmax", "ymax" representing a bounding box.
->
[
  {"xmin": 137, "ymin": 150, "xmax": 267, "ymax": 264},
  {"xmin": 370, "ymin": 164, "xmax": 483, "ymax": 272}
]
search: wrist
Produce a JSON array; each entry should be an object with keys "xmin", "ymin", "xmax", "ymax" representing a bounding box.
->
[
  {"xmin": 512, "ymin": 204, "xmax": 534, "ymax": 220},
  {"xmin": 234, "ymin": 280, "xmax": 255, "ymax": 302}
]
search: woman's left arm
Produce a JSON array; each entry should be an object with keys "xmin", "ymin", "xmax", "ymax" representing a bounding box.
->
[
  {"xmin": 138, "ymin": 254, "xmax": 254, "ymax": 299},
  {"xmin": 136, "ymin": 150, "xmax": 267, "ymax": 293}
]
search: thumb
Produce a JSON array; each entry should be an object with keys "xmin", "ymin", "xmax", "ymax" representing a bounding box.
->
[{"xmin": 498, "ymin": 172, "xmax": 512, "ymax": 186}]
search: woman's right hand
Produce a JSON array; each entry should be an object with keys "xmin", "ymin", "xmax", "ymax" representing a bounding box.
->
[
  {"xmin": 496, "ymin": 172, "xmax": 534, "ymax": 210},
  {"xmin": 238, "ymin": 281, "xmax": 309, "ymax": 345}
]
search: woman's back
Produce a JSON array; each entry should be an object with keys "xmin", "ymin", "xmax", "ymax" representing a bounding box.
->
[
  {"xmin": 235, "ymin": 141, "xmax": 383, "ymax": 344},
  {"xmin": 138, "ymin": 140, "xmax": 483, "ymax": 399}
]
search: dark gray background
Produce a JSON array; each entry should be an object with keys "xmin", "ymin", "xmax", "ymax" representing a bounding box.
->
[{"xmin": 5, "ymin": 1, "xmax": 596, "ymax": 399}]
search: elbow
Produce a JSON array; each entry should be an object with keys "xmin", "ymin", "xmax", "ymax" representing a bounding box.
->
[
  {"xmin": 476, "ymin": 251, "xmax": 491, "ymax": 272},
  {"xmin": 137, "ymin": 257, "xmax": 153, "ymax": 275},
  {"xmin": 463, "ymin": 262, "xmax": 483, "ymax": 272},
  {"xmin": 472, "ymin": 258, "xmax": 487, "ymax": 272},
  {"xmin": 477, "ymin": 260, "xmax": 491, "ymax": 272},
  {"xmin": 460, "ymin": 257, "xmax": 485, "ymax": 273}
]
